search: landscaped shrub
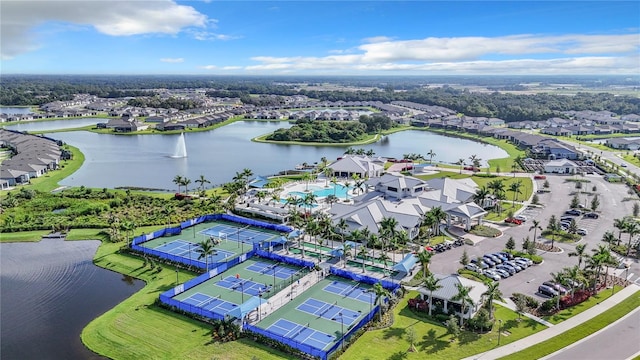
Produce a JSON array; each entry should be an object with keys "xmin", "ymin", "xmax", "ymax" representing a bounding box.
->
[
  {"xmin": 539, "ymin": 298, "xmax": 557, "ymax": 313},
  {"xmin": 466, "ymin": 308, "xmax": 494, "ymax": 333},
  {"xmin": 511, "ymin": 293, "xmax": 539, "ymax": 309},
  {"xmin": 560, "ymin": 290, "xmax": 591, "ymax": 308}
]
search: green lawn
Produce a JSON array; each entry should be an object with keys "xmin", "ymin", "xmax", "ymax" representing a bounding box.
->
[
  {"xmin": 500, "ymin": 290, "xmax": 640, "ymax": 360},
  {"xmin": 82, "ymin": 242, "xmax": 290, "ymax": 360},
  {"xmin": 542, "ymin": 286, "xmax": 622, "ymax": 324},
  {"xmin": 0, "ymin": 229, "xmax": 48, "ymax": 242},
  {"xmin": 341, "ymin": 292, "xmax": 546, "ymax": 360}
]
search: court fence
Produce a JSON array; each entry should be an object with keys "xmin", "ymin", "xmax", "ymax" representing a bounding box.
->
[
  {"xmin": 329, "ymin": 266, "xmax": 401, "ymax": 293},
  {"xmin": 158, "ymin": 249, "xmax": 256, "ymax": 321},
  {"xmin": 130, "ymin": 213, "xmax": 293, "ymax": 270},
  {"xmin": 242, "ymin": 304, "xmax": 379, "ymax": 360}
]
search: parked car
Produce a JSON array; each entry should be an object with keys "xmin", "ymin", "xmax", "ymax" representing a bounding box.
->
[
  {"xmin": 514, "ymin": 257, "xmax": 533, "ymax": 266},
  {"xmin": 577, "ymin": 228, "xmax": 588, "ymax": 236},
  {"xmin": 482, "ymin": 257, "xmax": 496, "ymax": 267},
  {"xmin": 543, "ymin": 281, "xmax": 569, "ymax": 295},
  {"xmin": 498, "ymin": 252, "xmax": 514, "ymax": 260},
  {"xmin": 496, "ymin": 264, "xmax": 516, "ymax": 275},
  {"xmin": 560, "ymin": 216, "xmax": 575, "ymax": 222},
  {"xmin": 505, "ymin": 217, "xmax": 523, "ymax": 225},
  {"xmin": 491, "ymin": 253, "xmax": 508, "ymax": 262},
  {"xmin": 514, "ymin": 215, "xmax": 527, "ymax": 222},
  {"xmin": 465, "ymin": 263, "xmax": 480, "ymax": 272},
  {"xmin": 484, "ymin": 254, "xmax": 502, "ymax": 264},
  {"xmin": 565, "ymin": 209, "xmax": 582, "ymax": 216},
  {"xmin": 483, "ymin": 270, "xmax": 501, "ymax": 281},
  {"xmin": 470, "ymin": 259, "xmax": 490, "ymax": 269},
  {"xmin": 538, "ymin": 284, "xmax": 559, "ymax": 297},
  {"xmin": 584, "ymin": 212, "xmax": 599, "ymax": 219},
  {"xmin": 513, "ymin": 258, "xmax": 530, "ymax": 268},
  {"xmin": 505, "ymin": 261, "xmax": 523, "ymax": 272},
  {"xmin": 534, "ymin": 175, "xmax": 546, "ymax": 180},
  {"xmin": 493, "ymin": 268, "xmax": 511, "ymax": 278}
]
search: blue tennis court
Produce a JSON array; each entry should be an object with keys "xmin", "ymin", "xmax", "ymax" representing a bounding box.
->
[
  {"xmin": 153, "ymin": 239, "xmax": 234, "ymax": 263},
  {"xmin": 267, "ymin": 319, "xmax": 335, "ymax": 350},
  {"xmin": 201, "ymin": 224, "xmax": 276, "ymax": 244},
  {"xmin": 296, "ymin": 298, "xmax": 360, "ymax": 326},
  {"xmin": 216, "ymin": 276, "xmax": 272, "ymax": 297},
  {"xmin": 246, "ymin": 261, "xmax": 298, "ymax": 279},
  {"xmin": 323, "ymin": 281, "xmax": 374, "ymax": 304},
  {"xmin": 182, "ymin": 292, "xmax": 239, "ymax": 316}
]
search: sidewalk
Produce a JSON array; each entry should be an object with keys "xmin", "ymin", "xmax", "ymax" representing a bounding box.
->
[{"xmin": 463, "ymin": 283, "xmax": 640, "ymax": 360}]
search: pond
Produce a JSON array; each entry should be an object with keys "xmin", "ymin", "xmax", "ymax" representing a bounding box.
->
[
  {"xmin": 0, "ymin": 238, "xmax": 145, "ymax": 359},
  {"xmin": 4, "ymin": 118, "xmax": 103, "ymax": 132},
  {"xmin": 42, "ymin": 121, "xmax": 508, "ymax": 190},
  {"xmin": 0, "ymin": 106, "xmax": 36, "ymax": 115}
]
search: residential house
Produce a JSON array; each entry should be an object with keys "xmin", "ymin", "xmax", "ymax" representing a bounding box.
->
[
  {"xmin": 544, "ymin": 159, "xmax": 578, "ymax": 174},
  {"xmin": 417, "ymin": 274, "xmax": 488, "ymax": 320}
]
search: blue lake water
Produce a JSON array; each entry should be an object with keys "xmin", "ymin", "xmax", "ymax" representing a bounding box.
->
[
  {"xmin": 0, "ymin": 106, "xmax": 36, "ymax": 115},
  {"xmin": 4, "ymin": 118, "xmax": 103, "ymax": 132},
  {"xmin": 37, "ymin": 121, "xmax": 508, "ymax": 190}
]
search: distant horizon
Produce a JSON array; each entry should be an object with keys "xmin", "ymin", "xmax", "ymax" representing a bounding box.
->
[{"xmin": 1, "ymin": 1, "xmax": 638, "ymax": 76}]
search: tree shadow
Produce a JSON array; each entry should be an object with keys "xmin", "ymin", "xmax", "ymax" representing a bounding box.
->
[
  {"xmin": 387, "ymin": 351, "xmax": 409, "ymax": 360},
  {"xmin": 458, "ymin": 330, "xmax": 481, "ymax": 345},
  {"xmin": 382, "ymin": 326, "xmax": 406, "ymax": 340},
  {"xmin": 418, "ymin": 328, "xmax": 451, "ymax": 354}
]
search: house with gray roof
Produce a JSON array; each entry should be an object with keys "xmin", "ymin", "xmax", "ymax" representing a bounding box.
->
[
  {"xmin": 328, "ymin": 155, "xmax": 384, "ymax": 179},
  {"xmin": 605, "ymin": 138, "xmax": 640, "ymax": 150}
]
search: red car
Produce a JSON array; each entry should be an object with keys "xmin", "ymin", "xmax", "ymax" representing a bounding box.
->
[
  {"xmin": 505, "ymin": 217, "xmax": 523, "ymax": 225},
  {"xmin": 534, "ymin": 175, "xmax": 546, "ymax": 180}
]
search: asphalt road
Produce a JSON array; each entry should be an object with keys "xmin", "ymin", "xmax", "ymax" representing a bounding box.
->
[
  {"xmin": 429, "ymin": 172, "xmax": 638, "ymax": 300},
  {"xmin": 544, "ymin": 307, "xmax": 640, "ymax": 360}
]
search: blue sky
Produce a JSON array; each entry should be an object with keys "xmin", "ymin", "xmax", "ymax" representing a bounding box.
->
[{"xmin": 1, "ymin": 1, "xmax": 638, "ymax": 75}]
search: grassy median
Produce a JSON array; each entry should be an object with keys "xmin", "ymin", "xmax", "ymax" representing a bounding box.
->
[{"xmin": 500, "ymin": 290, "xmax": 640, "ymax": 360}]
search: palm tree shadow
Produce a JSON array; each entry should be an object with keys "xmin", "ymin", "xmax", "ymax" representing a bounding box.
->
[
  {"xmin": 419, "ymin": 328, "xmax": 450, "ymax": 354},
  {"xmin": 458, "ymin": 330, "xmax": 481, "ymax": 345},
  {"xmin": 387, "ymin": 351, "xmax": 409, "ymax": 360},
  {"xmin": 382, "ymin": 326, "xmax": 406, "ymax": 340}
]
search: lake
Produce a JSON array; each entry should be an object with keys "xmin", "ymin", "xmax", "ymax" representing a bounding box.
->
[
  {"xmin": 4, "ymin": 118, "xmax": 103, "ymax": 132},
  {"xmin": 44, "ymin": 121, "xmax": 508, "ymax": 190},
  {"xmin": 0, "ymin": 106, "xmax": 36, "ymax": 115},
  {"xmin": 0, "ymin": 238, "xmax": 145, "ymax": 359}
]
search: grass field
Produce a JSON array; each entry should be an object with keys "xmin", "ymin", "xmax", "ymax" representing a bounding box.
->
[
  {"xmin": 82, "ymin": 242, "xmax": 291, "ymax": 360},
  {"xmin": 342, "ymin": 292, "xmax": 546, "ymax": 360},
  {"xmin": 500, "ymin": 290, "xmax": 640, "ymax": 360},
  {"xmin": 542, "ymin": 286, "xmax": 622, "ymax": 324}
]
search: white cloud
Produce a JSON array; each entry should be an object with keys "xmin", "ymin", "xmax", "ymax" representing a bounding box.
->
[
  {"xmin": 242, "ymin": 33, "xmax": 639, "ymax": 74},
  {"xmin": 200, "ymin": 65, "xmax": 217, "ymax": 70},
  {"xmin": 1, "ymin": 0, "xmax": 208, "ymax": 59},
  {"xmin": 190, "ymin": 30, "xmax": 241, "ymax": 41},
  {"xmin": 160, "ymin": 58, "xmax": 184, "ymax": 63}
]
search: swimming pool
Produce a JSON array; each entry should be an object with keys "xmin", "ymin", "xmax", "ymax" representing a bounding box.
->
[{"xmin": 287, "ymin": 184, "xmax": 351, "ymax": 199}]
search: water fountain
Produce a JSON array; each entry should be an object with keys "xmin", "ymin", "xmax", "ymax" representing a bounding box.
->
[{"xmin": 171, "ymin": 133, "xmax": 187, "ymax": 158}]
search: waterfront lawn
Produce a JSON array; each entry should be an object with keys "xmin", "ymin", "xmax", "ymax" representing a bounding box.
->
[
  {"xmin": 82, "ymin": 242, "xmax": 290, "ymax": 360},
  {"xmin": 542, "ymin": 286, "xmax": 622, "ymax": 325},
  {"xmin": 342, "ymin": 292, "xmax": 545, "ymax": 360},
  {"xmin": 500, "ymin": 290, "xmax": 640, "ymax": 360},
  {"xmin": 19, "ymin": 145, "xmax": 85, "ymax": 193},
  {"xmin": 0, "ymin": 230, "xmax": 48, "ymax": 243}
]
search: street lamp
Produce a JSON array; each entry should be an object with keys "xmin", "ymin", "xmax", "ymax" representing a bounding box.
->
[
  {"xmin": 332, "ymin": 312, "xmax": 345, "ymax": 352},
  {"xmin": 365, "ymin": 290, "xmax": 373, "ymax": 314},
  {"xmin": 175, "ymin": 266, "xmax": 179, "ymax": 286},
  {"xmin": 497, "ymin": 319, "xmax": 503, "ymax": 346},
  {"xmin": 273, "ymin": 265, "xmax": 277, "ymax": 288},
  {"xmin": 240, "ymin": 281, "xmax": 245, "ymax": 303}
]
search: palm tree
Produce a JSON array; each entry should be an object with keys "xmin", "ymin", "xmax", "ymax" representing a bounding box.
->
[
  {"xmin": 456, "ymin": 158, "xmax": 465, "ymax": 174},
  {"xmin": 336, "ymin": 218, "xmax": 349, "ymax": 248},
  {"xmin": 377, "ymin": 252, "xmax": 390, "ymax": 271},
  {"xmin": 305, "ymin": 219, "xmax": 320, "ymax": 252},
  {"xmin": 529, "ymin": 220, "xmax": 543, "ymax": 245},
  {"xmin": 563, "ymin": 265, "xmax": 586, "ymax": 300},
  {"xmin": 587, "ymin": 245, "xmax": 615, "ymax": 291},
  {"xmin": 613, "ymin": 218, "xmax": 628, "ymax": 245},
  {"xmin": 196, "ymin": 239, "xmax": 216, "ymax": 270},
  {"xmin": 342, "ymin": 242, "xmax": 353, "ymax": 268},
  {"xmin": 417, "ymin": 250, "xmax": 433, "ymax": 278},
  {"xmin": 379, "ymin": 216, "xmax": 399, "ymax": 255},
  {"xmin": 173, "ymin": 175, "xmax": 184, "ymax": 193},
  {"xmin": 601, "ymin": 231, "xmax": 616, "ymax": 245},
  {"xmin": 195, "ymin": 174, "xmax": 211, "ymax": 193},
  {"xmin": 568, "ymin": 243, "xmax": 587, "ymax": 269},
  {"xmin": 509, "ymin": 180, "xmax": 523, "ymax": 205},
  {"xmin": 428, "ymin": 207, "xmax": 447, "ymax": 236},
  {"xmin": 482, "ymin": 282, "xmax": 503, "ymax": 319},
  {"xmin": 550, "ymin": 271, "xmax": 566, "ymax": 309},
  {"xmin": 451, "ymin": 283, "xmax": 474, "ymax": 327},
  {"xmin": 547, "ymin": 216, "xmax": 560, "ymax": 249},
  {"xmin": 426, "ymin": 149, "xmax": 436, "ymax": 164},
  {"xmin": 323, "ymin": 167, "xmax": 333, "ymax": 187},
  {"xmin": 121, "ymin": 220, "xmax": 136, "ymax": 248},
  {"xmin": 181, "ymin": 177, "xmax": 192, "ymax": 195},
  {"xmin": 356, "ymin": 245, "xmax": 369, "ymax": 273},
  {"xmin": 423, "ymin": 273, "xmax": 442, "ymax": 316},
  {"xmin": 624, "ymin": 221, "xmax": 639, "ymax": 256},
  {"xmin": 474, "ymin": 186, "xmax": 490, "ymax": 208},
  {"xmin": 372, "ymin": 282, "xmax": 390, "ymax": 322}
]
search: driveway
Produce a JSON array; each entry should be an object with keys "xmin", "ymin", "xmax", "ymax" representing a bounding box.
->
[{"xmin": 429, "ymin": 172, "xmax": 636, "ymax": 299}]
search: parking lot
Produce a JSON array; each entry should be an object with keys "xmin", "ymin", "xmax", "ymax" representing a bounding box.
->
[{"xmin": 429, "ymin": 172, "xmax": 637, "ymax": 300}]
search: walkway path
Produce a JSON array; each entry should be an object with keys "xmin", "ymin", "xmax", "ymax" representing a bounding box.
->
[{"xmin": 462, "ymin": 283, "xmax": 640, "ymax": 360}]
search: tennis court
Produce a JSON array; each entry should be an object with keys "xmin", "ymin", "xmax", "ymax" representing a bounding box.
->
[
  {"xmin": 153, "ymin": 239, "xmax": 235, "ymax": 264},
  {"xmin": 255, "ymin": 276, "xmax": 377, "ymax": 353},
  {"xmin": 246, "ymin": 261, "xmax": 298, "ymax": 280},
  {"xmin": 172, "ymin": 257, "xmax": 308, "ymax": 315},
  {"xmin": 181, "ymin": 292, "xmax": 239, "ymax": 314},
  {"xmin": 266, "ymin": 319, "xmax": 335, "ymax": 350},
  {"xmin": 323, "ymin": 280, "xmax": 376, "ymax": 304},
  {"xmin": 201, "ymin": 222, "xmax": 280, "ymax": 244}
]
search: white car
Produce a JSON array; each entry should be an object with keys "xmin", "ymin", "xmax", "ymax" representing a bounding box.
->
[
  {"xmin": 515, "ymin": 257, "xmax": 533, "ymax": 266},
  {"xmin": 483, "ymin": 270, "xmax": 501, "ymax": 281},
  {"xmin": 514, "ymin": 215, "xmax": 527, "ymax": 222},
  {"xmin": 577, "ymin": 228, "xmax": 588, "ymax": 236}
]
